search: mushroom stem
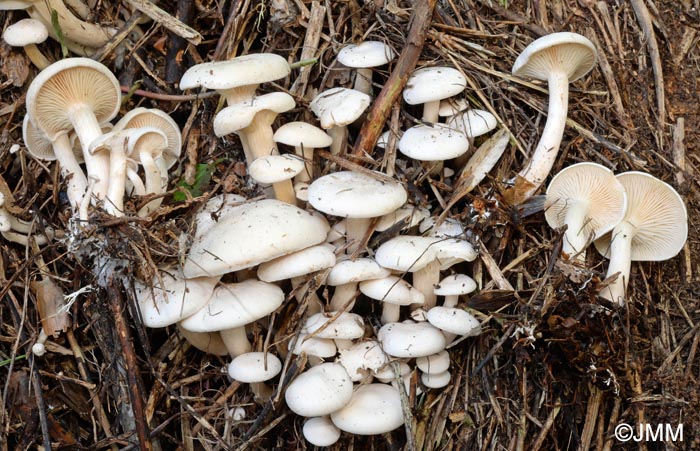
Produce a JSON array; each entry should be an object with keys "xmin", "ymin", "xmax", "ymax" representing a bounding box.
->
[
  {"xmin": 220, "ymin": 327, "xmax": 253, "ymax": 357},
  {"xmin": 329, "ymin": 283, "xmax": 358, "ymax": 311},
  {"xmin": 422, "ymin": 100, "xmax": 441, "ymax": 123},
  {"xmin": 241, "ymin": 114, "xmax": 297, "ymax": 205},
  {"xmin": 51, "ymin": 134, "xmax": 88, "ymax": 208},
  {"xmin": 126, "ymin": 162, "xmax": 147, "ymax": 196},
  {"xmin": 138, "ymin": 149, "xmax": 166, "ymax": 215},
  {"xmin": 23, "ymin": 44, "xmax": 51, "ymax": 70},
  {"xmin": 517, "ymin": 70, "xmax": 570, "ymax": 199},
  {"xmin": 70, "ymin": 106, "xmax": 111, "ymax": 199},
  {"xmin": 443, "ymin": 295, "xmax": 458, "ymax": 308},
  {"xmin": 106, "ymin": 146, "xmax": 127, "ymax": 216},
  {"xmin": 353, "ymin": 68, "xmax": 373, "ymax": 95},
  {"xmin": 327, "ymin": 125, "xmax": 347, "ymax": 156},
  {"xmin": 599, "ymin": 221, "xmax": 635, "ymax": 306},
  {"xmin": 381, "ymin": 303, "xmax": 401, "ymax": 324},
  {"xmin": 412, "ymin": 260, "xmax": 440, "ymax": 310},
  {"xmin": 345, "ymin": 217, "xmax": 371, "ymax": 254},
  {"xmin": 294, "ymin": 145, "xmax": 315, "ymax": 183},
  {"xmin": 221, "ymin": 85, "xmax": 258, "ymax": 105},
  {"xmin": 562, "ymin": 199, "xmax": 589, "ymax": 262}
]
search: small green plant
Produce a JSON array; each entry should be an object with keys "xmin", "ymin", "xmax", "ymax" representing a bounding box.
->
[
  {"xmin": 173, "ymin": 159, "xmax": 223, "ymax": 201},
  {"xmin": 0, "ymin": 354, "xmax": 26, "ymax": 367},
  {"xmin": 51, "ymin": 9, "xmax": 69, "ymax": 58}
]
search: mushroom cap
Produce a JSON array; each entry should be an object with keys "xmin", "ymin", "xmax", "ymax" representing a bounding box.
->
[
  {"xmin": 545, "ymin": 162, "xmax": 627, "ymax": 244},
  {"xmin": 337, "ymin": 41, "xmax": 396, "ymax": 68},
  {"xmin": 183, "ymin": 199, "xmax": 329, "ymax": 278},
  {"xmin": 273, "ymin": 121, "xmax": 333, "ymax": 148},
  {"xmin": 285, "ymin": 362, "xmax": 354, "ymax": 417},
  {"xmin": 434, "ymin": 274, "xmax": 477, "ymax": 296},
  {"xmin": 309, "ymin": 87, "xmax": 371, "ymax": 129},
  {"xmin": 114, "ymin": 108, "xmax": 182, "ymax": 169},
  {"xmin": 22, "ymin": 114, "xmax": 81, "ymax": 162},
  {"xmin": 304, "ymin": 312, "xmax": 365, "ymax": 340},
  {"xmin": 289, "ymin": 333, "xmax": 337, "ymax": 358},
  {"xmin": 3, "ymin": 18, "xmax": 48, "ymax": 46},
  {"xmin": 398, "ymin": 123, "xmax": 470, "ymax": 161},
  {"xmin": 512, "ymin": 32, "xmax": 597, "ymax": 82},
  {"xmin": 213, "ymin": 92, "xmax": 296, "ymax": 137},
  {"xmin": 227, "ymin": 352, "xmax": 282, "ymax": 383},
  {"xmin": 326, "ymin": 257, "xmax": 390, "ymax": 286},
  {"xmin": 303, "ymin": 417, "xmax": 341, "ymax": 447},
  {"xmin": 416, "ymin": 350, "xmax": 450, "ymax": 374},
  {"xmin": 178, "ymin": 280, "xmax": 284, "ymax": 332},
  {"xmin": 179, "ymin": 53, "xmax": 290, "ymax": 92},
  {"xmin": 359, "ymin": 275, "xmax": 425, "ymax": 306},
  {"xmin": 403, "ymin": 66, "xmax": 466, "ymax": 105},
  {"xmin": 421, "ymin": 370, "xmax": 451, "ymax": 389},
  {"xmin": 337, "ymin": 340, "xmax": 388, "ymax": 381},
  {"xmin": 375, "ymin": 235, "xmax": 477, "ymax": 272},
  {"xmin": 373, "ymin": 361, "xmax": 411, "ymax": 383},
  {"xmin": 135, "ymin": 271, "xmax": 219, "ymax": 328},
  {"xmin": 438, "ymin": 97, "xmax": 470, "ymax": 117},
  {"xmin": 248, "ymin": 154, "xmax": 305, "ymax": 184},
  {"xmin": 26, "ymin": 57, "xmax": 121, "ymax": 141},
  {"xmin": 446, "ymin": 109, "xmax": 498, "ymax": 138},
  {"xmin": 257, "ymin": 243, "xmax": 336, "ymax": 282},
  {"xmin": 594, "ymin": 172, "xmax": 688, "ymax": 261},
  {"xmin": 426, "ymin": 307, "xmax": 482, "ymax": 336},
  {"xmin": 308, "ymin": 171, "xmax": 407, "ymax": 219},
  {"xmin": 90, "ymin": 127, "xmax": 167, "ymax": 158},
  {"xmin": 330, "ymin": 384, "xmax": 404, "ymax": 435},
  {"xmin": 176, "ymin": 325, "xmax": 229, "ymax": 356},
  {"xmin": 378, "ymin": 321, "xmax": 446, "ymax": 358},
  {"xmin": 375, "ymin": 204, "xmax": 430, "ymax": 232},
  {"xmin": 193, "ymin": 193, "xmax": 247, "ymax": 238}
]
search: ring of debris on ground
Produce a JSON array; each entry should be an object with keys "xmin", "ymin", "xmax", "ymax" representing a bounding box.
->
[{"xmin": 1, "ymin": 0, "xmax": 698, "ymax": 450}]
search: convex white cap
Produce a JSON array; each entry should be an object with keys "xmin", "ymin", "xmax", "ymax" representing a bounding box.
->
[
  {"xmin": 248, "ymin": 154, "xmax": 305, "ymax": 184},
  {"xmin": 3, "ymin": 18, "xmax": 48, "ymax": 46},
  {"xmin": 304, "ymin": 312, "xmax": 365, "ymax": 340},
  {"xmin": 398, "ymin": 124, "xmax": 469, "ymax": 161},
  {"xmin": 214, "ymin": 92, "xmax": 295, "ymax": 137},
  {"xmin": 378, "ymin": 321, "xmax": 446, "ymax": 358},
  {"xmin": 274, "ymin": 121, "xmax": 333, "ymax": 148},
  {"xmin": 337, "ymin": 41, "xmax": 396, "ymax": 68},
  {"xmin": 330, "ymin": 384, "xmax": 404, "ymax": 435},
  {"xmin": 326, "ymin": 258, "xmax": 390, "ymax": 286},
  {"xmin": 258, "ymin": 243, "xmax": 336, "ymax": 282},
  {"xmin": 435, "ymin": 274, "xmax": 477, "ymax": 296},
  {"xmin": 375, "ymin": 235, "xmax": 477, "ymax": 272},
  {"xmin": 179, "ymin": 280, "xmax": 284, "ymax": 332},
  {"xmin": 426, "ymin": 307, "xmax": 481, "ymax": 336},
  {"xmin": 135, "ymin": 270, "xmax": 218, "ymax": 328},
  {"xmin": 308, "ymin": 171, "xmax": 407, "ymax": 219},
  {"xmin": 403, "ymin": 66, "xmax": 466, "ymax": 106},
  {"xmin": 285, "ymin": 362, "xmax": 353, "ymax": 417},
  {"xmin": 359, "ymin": 276, "xmax": 425, "ymax": 306},
  {"xmin": 184, "ymin": 199, "xmax": 329, "ymax": 278},
  {"xmin": 303, "ymin": 417, "xmax": 341, "ymax": 447},
  {"xmin": 447, "ymin": 109, "xmax": 498, "ymax": 138},
  {"xmin": 227, "ymin": 352, "xmax": 282, "ymax": 383},
  {"xmin": 416, "ymin": 350, "xmax": 450, "ymax": 374},
  {"xmin": 310, "ymin": 87, "xmax": 371, "ymax": 129}
]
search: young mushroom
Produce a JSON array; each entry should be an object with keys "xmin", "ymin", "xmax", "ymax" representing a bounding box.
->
[
  {"xmin": 545, "ymin": 162, "xmax": 627, "ymax": 262},
  {"xmin": 337, "ymin": 40, "xmax": 396, "ymax": 95},
  {"xmin": 273, "ymin": 122, "xmax": 332, "ymax": 183},
  {"xmin": 594, "ymin": 172, "xmax": 687, "ymax": 305},
  {"xmin": 508, "ymin": 32, "xmax": 598, "ymax": 204},
  {"xmin": 330, "ymin": 384, "xmax": 405, "ymax": 435},
  {"xmin": 403, "ymin": 66, "xmax": 466, "ymax": 123},
  {"xmin": 309, "ymin": 87, "xmax": 371, "ymax": 156},
  {"xmin": 2, "ymin": 18, "xmax": 51, "ymax": 69}
]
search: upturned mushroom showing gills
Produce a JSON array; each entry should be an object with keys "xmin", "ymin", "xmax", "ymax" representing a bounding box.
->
[
  {"xmin": 26, "ymin": 58, "xmax": 121, "ymax": 200},
  {"xmin": 545, "ymin": 162, "xmax": 627, "ymax": 263},
  {"xmin": 508, "ymin": 32, "xmax": 597, "ymax": 204},
  {"xmin": 594, "ymin": 172, "xmax": 687, "ymax": 305}
]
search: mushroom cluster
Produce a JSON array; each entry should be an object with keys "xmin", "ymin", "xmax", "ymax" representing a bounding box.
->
[
  {"xmin": 8, "ymin": 25, "xmax": 690, "ymax": 449},
  {"xmin": 22, "ymin": 58, "xmax": 181, "ymax": 221},
  {"xmin": 545, "ymin": 163, "xmax": 688, "ymax": 305}
]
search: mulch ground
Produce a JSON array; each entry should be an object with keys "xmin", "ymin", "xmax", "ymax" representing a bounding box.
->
[{"xmin": 1, "ymin": 0, "xmax": 698, "ymax": 450}]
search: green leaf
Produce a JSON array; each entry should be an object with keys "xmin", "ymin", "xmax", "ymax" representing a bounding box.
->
[
  {"xmin": 51, "ymin": 9, "xmax": 69, "ymax": 58},
  {"xmin": 172, "ymin": 159, "xmax": 223, "ymax": 202},
  {"xmin": 0, "ymin": 354, "xmax": 26, "ymax": 367}
]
